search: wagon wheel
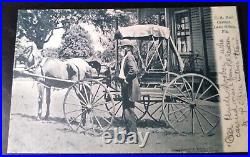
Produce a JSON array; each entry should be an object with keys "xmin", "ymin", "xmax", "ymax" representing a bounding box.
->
[
  {"xmin": 105, "ymin": 78, "xmax": 147, "ymax": 121},
  {"xmin": 134, "ymin": 96, "xmax": 148, "ymax": 121},
  {"xmin": 146, "ymin": 72, "xmax": 179, "ymax": 124},
  {"xmin": 162, "ymin": 73, "xmax": 220, "ymax": 135},
  {"xmin": 63, "ymin": 79, "xmax": 115, "ymax": 136},
  {"xmin": 106, "ymin": 99, "xmax": 147, "ymax": 122},
  {"xmin": 105, "ymin": 76, "xmax": 122, "ymax": 119}
]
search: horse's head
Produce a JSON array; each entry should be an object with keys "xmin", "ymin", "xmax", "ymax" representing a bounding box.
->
[
  {"xmin": 18, "ymin": 46, "xmax": 34, "ymax": 68},
  {"xmin": 87, "ymin": 60, "xmax": 102, "ymax": 76},
  {"xmin": 21, "ymin": 46, "xmax": 43, "ymax": 69},
  {"xmin": 85, "ymin": 64, "xmax": 97, "ymax": 78}
]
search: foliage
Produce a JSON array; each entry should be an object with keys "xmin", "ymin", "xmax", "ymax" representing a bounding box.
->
[
  {"xmin": 16, "ymin": 9, "xmax": 140, "ymax": 61},
  {"xmin": 58, "ymin": 25, "xmax": 94, "ymax": 58},
  {"xmin": 17, "ymin": 9, "xmax": 93, "ymax": 50},
  {"xmin": 96, "ymin": 9, "xmax": 137, "ymax": 63},
  {"xmin": 42, "ymin": 48, "xmax": 59, "ymax": 58},
  {"xmin": 14, "ymin": 38, "xmax": 26, "ymax": 57}
]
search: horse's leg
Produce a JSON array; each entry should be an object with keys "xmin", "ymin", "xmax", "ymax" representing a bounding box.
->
[
  {"xmin": 44, "ymin": 87, "xmax": 51, "ymax": 120},
  {"xmin": 37, "ymin": 83, "xmax": 44, "ymax": 120}
]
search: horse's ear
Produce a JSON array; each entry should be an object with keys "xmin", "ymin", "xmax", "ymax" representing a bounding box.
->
[{"xmin": 66, "ymin": 63, "xmax": 77, "ymax": 79}]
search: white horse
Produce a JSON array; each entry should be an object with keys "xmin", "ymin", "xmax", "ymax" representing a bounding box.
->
[{"xmin": 22, "ymin": 46, "xmax": 93, "ymax": 120}]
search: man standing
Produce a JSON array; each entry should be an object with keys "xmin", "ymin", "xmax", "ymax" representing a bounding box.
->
[{"xmin": 118, "ymin": 39, "xmax": 141, "ymax": 138}]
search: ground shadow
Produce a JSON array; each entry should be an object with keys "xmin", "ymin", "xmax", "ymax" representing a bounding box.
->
[
  {"xmin": 11, "ymin": 113, "xmax": 66, "ymax": 124},
  {"xmin": 112, "ymin": 116, "xmax": 169, "ymax": 128},
  {"xmin": 11, "ymin": 113, "xmax": 170, "ymax": 129}
]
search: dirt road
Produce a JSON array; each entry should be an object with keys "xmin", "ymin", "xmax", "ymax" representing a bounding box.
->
[{"xmin": 7, "ymin": 78, "xmax": 223, "ymax": 153}]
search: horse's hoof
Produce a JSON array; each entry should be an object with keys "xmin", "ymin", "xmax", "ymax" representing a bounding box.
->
[
  {"xmin": 36, "ymin": 116, "xmax": 42, "ymax": 121},
  {"xmin": 44, "ymin": 115, "xmax": 49, "ymax": 120}
]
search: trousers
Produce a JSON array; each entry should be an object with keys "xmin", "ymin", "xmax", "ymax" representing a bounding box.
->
[{"xmin": 122, "ymin": 101, "xmax": 137, "ymax": 134}]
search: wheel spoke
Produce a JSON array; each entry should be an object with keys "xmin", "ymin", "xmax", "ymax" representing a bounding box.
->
[
  {"xmin": 65, "ymin": 102, "xmax": 84, "ymax": 107},
  {"xmin": 172, "ymin": 109, "xmax": 190, "ymax": 125},
  {"xmin": 75, "ymin": 121, "xmax": 82, "ymax": 131},
  {"xmin": 83, "ymin": 84, "xmax": 90, "ymax": 104},
  {"xmin": 150, "ymin": 104, "xmax": 162, "ymax": 116},
  {"xmin": 92, "ymin": 93, "xmax": 106, "ymax": 106},
  {"xmin": 94, "ymin": 107, "xmax": 110, "ymax": 113},
  {"xmin": 74, "ymin": 86, "xmax": 88, "ymax": 105},
  {"xmin": 196, "ymin": 106, "xmax": 220, "ymax": 118},
  {"xmin": 168, "ymin": 106, "xmax": 189, "ymax": 115},
  {"xmin": 65, "ymin": 108, "xmax": 85, "ymax": 114},
  {"xmin": 91, "ymin": 84, "xmax": 101, "ymax": 103},
  {"xmin": 172, "ymin": 103, "xmax": 189, "ymax": 120},
  {"xmin": 167, "ymin": 101, "xmax": 186, "ymax": 107},
  {"xmin": 195, "ymin": 77, "xmax": 204, "ymax": 99},
  {"xmin": 167, "ymin": 101, "xmax": 186, "ymax": 105},
  {"xmin": 114, "ymin": 103, "xmax": 122, "ymax": 115},
  {"xmin": 182, "ymin": 77, "xmax": 192, "ymax": 99},
  {"xmin": 69, "ymin": 111, "xmax": 84, "ymax": 124},
  {"xmin": 159, "ymin": 109, "xmax": 164, "ymax": 120},
  {"xmin": 166, "ymin": 91, "xmax": 191, "ymax": 104},
  {"xmin": 197, "ymin": 85, "xmax": 212, "ymax": 100},
  {"xmin": 194, "ymin": 109, "xmax": 205, "ymax": 134},
  {"xmin": 93, "ymin": 102, "xmax": 105, "ymax": 108},
  {"xmin": 173, "ymin": 83, "xmax": 189, "ymax": 101},
  {"xmin": 94, "ymin": 115, "xmax": 104, "ymax": 130},
  {"xmin": 182, "ymin": 89, "xmax": 192, "ymax": 95},
  {"xmin": 202, "ymin": 93, "xmax": 219, "ymax": 101},
  {"xmin": 107, "ymin": 101, "xmax": 121, "ymax": 110},
  {"xmin": 195, "ymin": 108, "xmax": 214, "ymax": 127},
  {"xmin": 99, "ymin": 115, "xmax": 111, "ymax": 124},
  {"xmin": 170, "ymin": 104, "xmax": 178, "ymax": 119},
  {"xmin": 71, "ymin": 94, "xmax": 87, "ymax": 106}
]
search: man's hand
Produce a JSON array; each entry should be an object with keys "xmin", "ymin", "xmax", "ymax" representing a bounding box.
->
[{"xmin": 124, "ymin": 80, "xmax": 128, "ymax": 84}]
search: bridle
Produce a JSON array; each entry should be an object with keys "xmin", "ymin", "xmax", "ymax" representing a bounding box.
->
[{"xmin": 23, "ymin": 46, "xmax": 44, "ymax": 72}]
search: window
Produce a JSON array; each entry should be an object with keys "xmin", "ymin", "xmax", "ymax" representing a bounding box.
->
[{"xmin": 174, "ymin": 10, "xmax": 192, "ymax": 53}]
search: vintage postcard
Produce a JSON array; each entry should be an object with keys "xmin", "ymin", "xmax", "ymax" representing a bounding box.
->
[{"xmin": 6, "ymin": 6, "xmax": 247, "ymax": 153}]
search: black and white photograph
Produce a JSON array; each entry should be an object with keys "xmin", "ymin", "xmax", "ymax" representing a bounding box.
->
[{"xmin": 5, "ymin": 6, "xmax": 248, "ymax": 153}]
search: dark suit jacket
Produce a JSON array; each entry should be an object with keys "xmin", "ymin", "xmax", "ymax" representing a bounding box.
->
[{"xmin": 121, "ymin": 53, "xmax": 141, "ymax": 103}]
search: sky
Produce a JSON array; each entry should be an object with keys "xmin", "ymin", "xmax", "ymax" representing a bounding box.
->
[
  {"xmin": 42, "ymin": 23, "xmax": 104, "ymax": 52},
  {"xmin": 43, "ymin": 28, "xmax": 65, "ymax": 49},
  {"xmin": 80, "ymin": 23, "xmax": 105, "ymax": 52},
  {"xmin": 19, "ymin": 23, "xmax": 105, "ymax": 53}
]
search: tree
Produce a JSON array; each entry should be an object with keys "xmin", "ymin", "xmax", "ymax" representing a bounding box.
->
[
  {"xmin": 16, "ymin": 9, "xmax": 137, "ymax": 58},
  {"xmin": 95, "ymin": 9, "xmax": 138, "ymax": 62},
  {"xmin": 16, "ymin": 9, "xmax": 89, "ymax": 50},
  {"xmin": 58, "ymin": 25, "xmax": 94, "ymax": 58}
]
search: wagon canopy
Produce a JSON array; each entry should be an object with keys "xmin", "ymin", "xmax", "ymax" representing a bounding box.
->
[
  {"xmin": 114, "ymin": 24, "xmax": 184, "ymax": 73},
  {"xmin": 114, "ymin": 24, "xmax": 170, "ymax": 40}
]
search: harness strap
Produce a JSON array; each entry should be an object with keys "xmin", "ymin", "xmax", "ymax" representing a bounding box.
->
[{"xmin": 71, "ymin": 63, "xmax": 81, "ymax": 80}]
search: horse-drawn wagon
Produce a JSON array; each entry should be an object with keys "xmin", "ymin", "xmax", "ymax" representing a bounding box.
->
[{"xmin": 14, "ymin": 24, "xmax": 220, "ymax": 136}]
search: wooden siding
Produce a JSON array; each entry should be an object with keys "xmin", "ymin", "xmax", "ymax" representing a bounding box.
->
[
  {"xmin": 190, "ymin": 7, "xmax": 217, "ymax": 74},
  {"xmin": 202, "ymin": 7, "xmax": 216, "ymax": 73},
  {"xmin": 190, "ymin": 8, "xmax": 204, "ymax": 73}
]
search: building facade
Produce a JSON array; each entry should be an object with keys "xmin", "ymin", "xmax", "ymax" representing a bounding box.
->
[{"xmin": 137, "ymin": 8, "xmax": 217, "ymax": 80}]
